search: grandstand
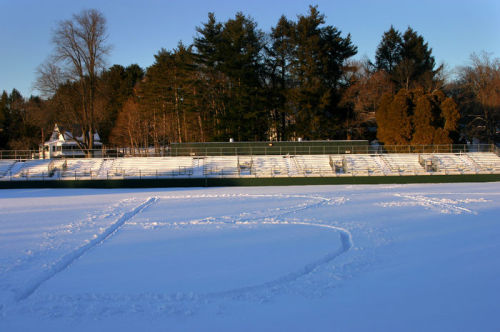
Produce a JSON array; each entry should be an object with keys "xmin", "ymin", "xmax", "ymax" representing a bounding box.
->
[{"xmin": 1, "ymin": 142, "xmax": 499, "ymax": 181}]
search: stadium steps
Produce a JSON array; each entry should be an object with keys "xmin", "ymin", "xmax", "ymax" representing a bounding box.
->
[
  {"xmin": 10, "ymin": 160, "xmax": 52, "ymax": 179},
  {"xmin": 432, "ymin": 154, "xmax": 477, "ymax": 174},
  {"xmin": 203, "ymin": 156, "xmax": 239, "ymax": 176},
  {"xmin": 60, "ymin": 159, "xmax": 103, "ymax": 179},
  {"xmin": 466, "ymin": 152, "xmax": 500, "ymax": 173},
  {"xmin": 0, "ymin": 160, "xmax": 17, "ymax": 178},
  {"xmin": 343, "ymin": 154, "xmax": 385, "ymax": 176},
  {"xmin": 295, "ymin": 155, "xmax": 335, "ymax": 176},
  {"xmin": 381, "ymin": 154, "xmax": 427, "ymax": 175}
]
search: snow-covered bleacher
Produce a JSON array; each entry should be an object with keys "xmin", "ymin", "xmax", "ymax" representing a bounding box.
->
[
  {"xmin": 11, "ymin": 160, "xmax": 52, "ymax": 179},
  {"xmin": 203, "ymin": 156, "xmax": 239, "ymax": 176},
  {"xmin": 381, "ymin": 154, "xmax": 427, "ymax": 174},
  {"xmin": 1, "ymin": 151, "xmax": 499, "ymax": 180},
  {"xmin": 110, "ymin": 157, "xmax": 194, "ymax": 177},
  {"xmin": 430, "ymin": 154, "xmax": 478, "ymax": 174},
  {"xmin": 294, "ymin": 155, "xmax": 335, "ymax": 176},
  {"xmin": 0, "ymin": 160, "xmax": 16, "ymax": 177},
  {"xmin": 466, "ymin": 152, "xmax": 500, "ymax": 173},
  {"xmin": 61, "ymin": 159, "xmax": 103, "ymax": 178},
  {"xmin": 343, "ymin": 154, "xmax": 389, "ymax": 175},
  {"xmin": 251, "ymin": 155, "xmax": 300, "ymax": 177}
]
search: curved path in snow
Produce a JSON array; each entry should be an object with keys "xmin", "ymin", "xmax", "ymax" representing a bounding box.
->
[{"xmin": 148, "ymin": 193, "xmax": 354, "ymax": 298}]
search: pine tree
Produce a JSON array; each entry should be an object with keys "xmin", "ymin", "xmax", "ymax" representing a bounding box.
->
[
  {"xmin": 375, "ymin": 26, "xmax": 402, "ymax": 74},
  {"xmin": 289, "ymin": 6, "xmax": 357, "ymax": 139},
  {"xmin": 375, "ymin": 26, "xmax": 441, "ymax": 90},
  {"xmin": 267, "ymin": 15, "xmax": 295, "ymax": 140},
  {"xmin": 0, "ymin": 91, "xmax": 8, "ymax": 148},
  {"xmin": 412, "ymin": 93, "xmax": 437, "ymax": 145},
  {"xmin": 377, "ymin": 88, "xmax": 459, "ymax": 145}
]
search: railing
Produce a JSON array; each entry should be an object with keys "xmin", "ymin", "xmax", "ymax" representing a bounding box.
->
[{"xmin": 1, "ymin": 144, "xmax": 497, "ymax": 160}]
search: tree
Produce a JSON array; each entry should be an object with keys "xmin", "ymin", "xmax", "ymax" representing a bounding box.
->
[
  {"xmin": 109, "ymin": 98, "xmax": 145, "ymax": 150},
  {"xmin": 376, "ymin": 88, "xmax": 459, "ymax": 145},
  {"xmin": 375, "ymin": 26, "xmax": 402, "ymax": 74},
  {"xmin": 267, "ymin": 15, "xmax": 295, "ymax": 140},
  {"xmin": 195, "ymin": 12, "xmax": 267, "ymax": 141},
  {"xmin": 289, "ymin": 6, "xmax": 357, "ymax": 139},
  {"xmin": 455, "ymin": 52, "xmax": 500, "ymax": 142},
  {"xmin": 138, "ymin": 44, "xmax": 198, "ymax": 146},
  {"xmin": 35, "ymin": 9, "xmax": 110, "ymax": 156},
  {"xmin": 0, "ymin": 91, "xmax": 7, "ymax": 148},
  {"xmin": 375, "ymin": 26, "xmax": 441, "ymax": 90},
  {"xmin": 98, "ymin": 64, "xmax": 144, "ymax": 144},
  {"xmin": 340, "ymin": 59, "xmax": 394, "ymax": 140},
  {"xmin": 194, "ymin": 12, "xmax": 228, "ymax": 140}
]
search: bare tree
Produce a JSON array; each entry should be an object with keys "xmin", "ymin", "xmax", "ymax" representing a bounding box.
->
[
  {"xmin": 456, "ymin": 52, "xmax": 500, "ymax": 142},
  {"xmin": 35, "ymin": 9, "xmax": 110, "ymax": 155}
]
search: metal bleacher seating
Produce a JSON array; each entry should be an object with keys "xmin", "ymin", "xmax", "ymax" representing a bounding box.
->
[
  {"xmin": 1, "ymin": 151, "xmax": 499, "ymax": 180},
  {"xmin": 431, "ymin": 154, "xmax": 478, "ymax": 174},
  {"xmin": 343, "ymin": 154, "xmax": 388, "ymax": 175},
  {"xmin": 381, "ymin": 154, "xmax": 427, "ymax": 174},
  {"xmin": 109, "ymin": 157, "xmax": 194, "ymax": 178},
  {"xmin": 466, "ymin": 152, "xmax": 500, "ymax": 173},
  {"xmin": 294, "ymin": 155, "xmax": 335, "ymax": 176},
  {"xmin": 203, "ymin": 156, "xmax": 239, "ymax": 176},
  {"xmin": 0, "ymin": 160, "xmax": 16, "ymax": 178}
]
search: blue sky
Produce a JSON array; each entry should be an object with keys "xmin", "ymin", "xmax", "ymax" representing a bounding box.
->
[{"xmin": 1, "ymin": 0, "xmax": 499, "ymax": 97}]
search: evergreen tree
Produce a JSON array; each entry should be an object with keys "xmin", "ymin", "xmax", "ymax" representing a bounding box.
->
[
  {"xmin": 194, "ymin": 13, "xmax": 228, "ymax": 140},
  {"xmin": 267, "ymin": 15, "xmax": 295, "ymax": 140},
  {"xmin": 0, "ymin": 91, "xmax": 8, "ymax": 148},
  {"xmin": 289, "ymin": 6, "xmax": 357, "ymax": 139},
  {"xmin": 194, "ymin": 12, "xmax": 267, "ymax": 141},
  {"xmin": 377, "ymin": 88, "xmax": 459, "ymax": 145},
  {"xmin": 412, "ymin": 93, "xmax": 437, "ymax": 144},
  {"xmin": 375, "ymin": 26, "xmax": 440, "ymax": 90},
  {"xmin": 375, "ymin": 26, "xmax": 402, "ymax": 74}
]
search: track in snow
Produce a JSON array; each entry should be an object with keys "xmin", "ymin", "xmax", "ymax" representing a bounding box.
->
[
  {"xmin": 15, "ymin": 197, "xmax": 158, "ymax": 302},
  {"xmin": 129, "ymin": 193, "xmax": 354, "ymax": 298},
  {"xmin": 207, "ymin": 220, "xmax": 353, "ymax": 299}
]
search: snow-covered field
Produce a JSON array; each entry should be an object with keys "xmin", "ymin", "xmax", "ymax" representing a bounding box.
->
[{"xmin": 0, "ymin": 183, "xmax": 499, "ymax": 331}]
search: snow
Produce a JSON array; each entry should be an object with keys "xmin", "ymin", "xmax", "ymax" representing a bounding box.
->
[{"xmin": 0, "ymin": 183, "xmax": 499, "ymax": 331}]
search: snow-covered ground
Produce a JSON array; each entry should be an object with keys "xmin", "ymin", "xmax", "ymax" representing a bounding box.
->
[{"xmin": 0, "ymin": 183, "xmax": 499, "ymax": 331}]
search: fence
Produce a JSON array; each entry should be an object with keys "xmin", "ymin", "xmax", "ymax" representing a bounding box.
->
[{"xmin": 0, "ymin": 144, "xmax": 497, "ymax": 160}]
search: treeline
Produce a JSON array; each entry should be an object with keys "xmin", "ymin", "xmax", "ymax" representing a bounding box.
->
[{"xmin": 0, "ymin": 6, "xmax": 499, "ymax": 151}]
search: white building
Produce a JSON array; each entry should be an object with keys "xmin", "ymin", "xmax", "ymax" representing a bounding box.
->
[{"xmin": 41, "ymin": 124, "xmax": 102, "ymax": 159}]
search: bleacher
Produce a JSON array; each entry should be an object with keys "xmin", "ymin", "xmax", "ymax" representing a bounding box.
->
[
  {"xmin": 11, "ymin": 160, "xmax": 52, "ymax": 179},
  {"xmin": 431, "ymin": 154, "xmax": 478, "ymax": 174},
  {"xmin": 0, "ymin": 160, "xmax": 16, "ymax": 177},
  {"xmin": 466, "ymin": 152, "xmax": 500, "ymax": 173},
  {"xmin": 1, "ymin": 151, "xmax": 499, "ymax": 180},
  {"xmin": 61, "ymin": 159, "xmax": 103, "ymax": 178},
  {"xmin": 203, "ymin": 156, "xmax": 239, "ymax": 176},
  {"xmin": 110, "ymin": 157, "xmax": 194, "ymax": 177},
  {"xmin": 237, "ymin": 156, "xmax": 253, "ymax": 176},
  {"xmin": 251, "ymin": 155, "xmax": 297, "ymax": 177},
  {"xmin": 381, "ymin": 154, "xmax": 427, "ymax": 174},
  {"xmin": 343, "ymin": 154, "xmax": 388, "ymax": 175},
  {"xmin": 294, "ymin": 155, "xmax": 335, "ymax": 176}
]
